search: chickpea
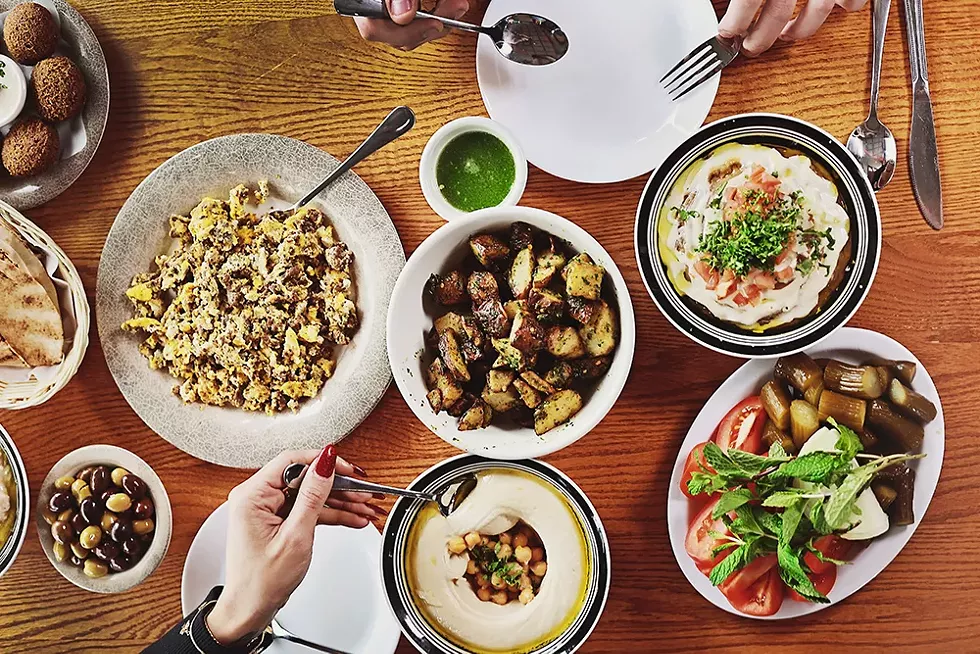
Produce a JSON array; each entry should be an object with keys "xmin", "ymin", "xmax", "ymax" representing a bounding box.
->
[
  {"xmin": 496, "ymin": 543, "xmax": 513, "ymax": 560},
  {"xmin": 520, "ymin": 574, "xmax": 532, "ymax": 590},
  {"xmin": 513, "ymin": 532, "xmax": 529, "ymax": 548},
  {"xmin": 491, "ymin": 591, "xmax": 509, "ymax": 606},
  {"xmin": 498, "ymin": 532, "xmax": 512, "ymax": 545},
  {"xmin": 83, "ymin": 559, "xmax": 109, "ymax": 579},
  {"xmin": 530, "ymin": 561, "xmax": 548, "ymax": 577},
  {"xmin": 475, "ymin": 572, "xmax": 490, "ymax": 588},
  {"xmin": 477, "ymin": 587, "xmax": 492, "ymax": 602},
  {"xmin": 54, "ymin": 475, "xmax": 75, "ymax": 491},
  {"xmin": 463, "ymin": 532, "xmax": 481, "ymax": 550},
  {"xmin": 466, "ymin": 559, "xmax": 479, "ymax": 576},
  {"xmin": 52, "ymin": 541, "xmax": 68, "ymax": 563},
  {"xmin": 447, "ymin": 535, "xmax": 467, "ymax": 555},
  {"xmin": 110, "ymin": 467, "xmax": 130, "ymax": 487},
  {"xmin": 514, "ymin": 545, "xmax": 532, "ymax": 564},
  {"xmin": 531, "ymin": 547, "xmax": 545, "ymax": 563},
  {"xmin": 490, "ymin": 572, "xmax": 506, "ymax": 590},
  {"xmin": 519, "ymin": 588, "xmax": 535, "ymax": 605},
  {"xmin": 485, "ymin": 540, "xmax": 497, "ymax": 553}
]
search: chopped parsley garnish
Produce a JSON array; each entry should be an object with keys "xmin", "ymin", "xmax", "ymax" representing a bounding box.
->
[
  {"xmin": 670, "ymin": 207, "xmax": 701, "ymax": 225},
  {"xmin": 695, "ymin": 195, "xmax": 801, "ymax": 277},
  {"xmin": 708, "ymin": 194, "xmax": 723, "ymax": 210}
]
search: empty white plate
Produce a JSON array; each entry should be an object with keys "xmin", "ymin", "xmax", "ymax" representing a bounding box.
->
[
  {"xmin": 182, "ymin": 503, "xmax": 400, "ymax": 653},
  {"xmin": 477, "ymin": 0, "xmax": 720, "ymax": 184}
]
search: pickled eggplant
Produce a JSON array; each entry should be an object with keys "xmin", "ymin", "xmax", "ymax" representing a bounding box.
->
[
  {"xmin": 887, "ymin": 379, "xmax": 938, "ymax": 423},
  {"xmin": 876, "ymin": 464, "xmax": 915, "ymax": 526},
  {"xmin": 857, "ymin": 427, "xmax": 880, "ymax": 452},
  {"xmin": 864, "ymin": 358, "xmax": 916, "ymax": 385},
  {"xmin": 774, "ymin": 354, "xmax": 823, "ymax": 395},
  {"xmin": 761, "ymin": 380, "xmax": 792, "ymax": 431},
  {"xmin": 762, "ymin": 420, "xmax": 796, "ymax": 454},
  {"xmin": 789, "ymin": 400, "xmax": 820, "ymax": 449},
  {"xmin": 823, "ymin": 360, "xmax": 886, "ymax": 399},
  {"xmin": 870, "ymin": 481, "xmax": 897, "ymax": 511},
  {"xmin": 817, "ymin": 390, "xmax": 867, "ymax": 431},
  {"xmin": 868, "ymin": 399, "xmax": 924, "ymax": 451},
  {"xmin": 803, "ymin": 380, "xmax": 824, "ymax": 407}
]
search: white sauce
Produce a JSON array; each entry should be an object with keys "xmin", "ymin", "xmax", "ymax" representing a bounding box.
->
[
  {"xmin": 0, "ymin": 55, "xmax": 27, "ymax": 128},
  {"xmin": 661, "ymin": 144, "xmax": 850, "ymax": 330}
]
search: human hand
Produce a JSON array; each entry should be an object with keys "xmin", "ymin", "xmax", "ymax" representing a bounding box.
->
[
  {"xmin": 206, "ymin": 446, "xmax": 386, "ymax": 644},
  {"xmin": 355, "ymin": 0, "xmax": 470, "ymax": 50},
  {"xmin": 720, "ymin": 0, "xmax": 868, "ymax": 57}
]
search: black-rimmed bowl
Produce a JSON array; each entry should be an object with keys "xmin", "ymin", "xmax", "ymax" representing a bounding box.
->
[
  {"xmin": 381, "ymin": 455, "xmax": 611, "ymax": 654},
  {"xmin": 0, "ymin": 424, "xmax": 29, "ymax": 580},
  {"xmin": 634, "ymin": 113, "xmax": 881, "ymax": 358}
]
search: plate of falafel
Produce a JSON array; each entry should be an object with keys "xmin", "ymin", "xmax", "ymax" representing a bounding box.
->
[{"xmin": 0, "ymin": 0, "xmax": 108, "ymax": 210}]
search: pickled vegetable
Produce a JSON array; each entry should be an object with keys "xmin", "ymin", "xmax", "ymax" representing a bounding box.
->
[
  {"xmin": 789, "ymin": 400, "xmax": 820, "ymax": 449},
  {"xmin": 864, "ymin": 358, "xmax": 916, "ymax": 385},
  {"xmin": 870, "ymin": 481, "xmax": 897, "ymax": 511},
  {"xmin": 876, "ymin": 464, "xmax": 915, "ymax": 526},
  {"xmin": 760, "ymin": 380, "xmax": 791, "ymax": 431},
  {"xmin": 868, "ymin": 399, "xmax": 924, "ymax": 451},
  {"xmin": 774, "ymin": 354, "xmax": 823, "ymax": 395},
  {"xmin": 803, "ymin": 380, "xmax": 824, "ymax": 407},
  {"xmin": 887, "ymin": 379, "xmax": 938, "ymax": 423},
  {"xmin": 762, "ymin": 420, "xmax": 796, "ymax": 454},
  {"xmin": 857, "ymin": 428, "xmax": 880, "ymax": 452},
  {"xmin": 817, "ymin": 390, "xmax": 867, "ymax": 431},
  {"xmin": 823, "ymin": 361, "xmax": 886, "ymax": 399}
]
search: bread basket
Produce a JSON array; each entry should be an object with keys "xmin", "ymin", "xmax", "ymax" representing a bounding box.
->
[{"xmin": 0, "ymin": 200, "xmax": 89, "ymax": 408}]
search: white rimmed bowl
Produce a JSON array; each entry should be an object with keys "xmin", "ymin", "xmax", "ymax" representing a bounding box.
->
[
  {"xmin": 0, "ymin": 424, "xmax": 29, "ymax": 580},
  {"xmin": 387, "ymin": 205, "xmax": 635, "ymax": 460},
  {"xmin": 666, "ymin": 327, "xmax": 944, "ymax": 619},
  {"xmin": 36, "ymin": 445, "xmax": 172, "ymax": 594},
  {"xmin": 0, "ymin": 55, "xmax": 26, "ymax": 127},
  {"xmin": 420, "ymin": 117, "xmax": 528, "ymax": 222}
]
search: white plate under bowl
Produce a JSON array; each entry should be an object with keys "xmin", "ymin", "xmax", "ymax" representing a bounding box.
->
[
  {"xmin": 97, "ymin": 134, "xmax": 405, "ymax": 468},
  {"xmin": 477, "ymin": 0, "xmax": 719, "ymax": 184},
  {"xmin": 387, "ymin": 205, "xmax": 636, "ymax": 460},
  {"xmin": 666, "ymin": 327, "xmax": 944, "ymax": 619},
  {"xmin": 182, "ymin": 502, "xmax": 401, "ymax": 654}
]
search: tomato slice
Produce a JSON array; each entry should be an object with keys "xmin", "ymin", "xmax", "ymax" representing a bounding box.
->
[
  {"xmin": 680, "ymin": 442, "xmax": 714, "ymax": 498},
  {"xmin": 714, "ymin": 397, "xmax": 766, "ymax": 455},
  {"xmin": 718, "ymin": 554, "xmax": 777, "ymax": 596},
  {"xmin": 804, "ymin": 536, "xmax": 852, "ymax": 575},
  {"xmin": 788, "ymin": 566, "xmax": 837, "ymax": 602},
  {"xmin": 685, "ymin": 497, "xmax": 732, "ymax": 574},
  {"xmin": 723, "ymin": 568, "xmax": 785, "ymax": 617}
]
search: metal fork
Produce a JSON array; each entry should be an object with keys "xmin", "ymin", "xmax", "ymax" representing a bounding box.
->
[{"xmin": 661, "ymin": 35, "xmax": 741, "ymax": 101}]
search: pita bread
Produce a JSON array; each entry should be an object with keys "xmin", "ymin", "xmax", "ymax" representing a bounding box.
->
[
  {"xmin": 0, "ymin": 336, "xmax": 28, "ymax": 368},
  {"xmin": 0, "ymin": 243, "xmax": 63, "ymax": 367},
  {"xmin": 0, "ymin": 220, "xmax": 59, "ymax": 310}
]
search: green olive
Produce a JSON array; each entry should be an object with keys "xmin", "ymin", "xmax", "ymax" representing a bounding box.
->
[
  {"xmin": 52, "ymin": 541, "xmax": 68, "ymax": 563},
  {"xmin": 83, "ymin": 559, "xmax": 108, "ymax": 579},
  {"xmin": 79, "ymin": 525, "xmax": 103, "ymax": 550},
  {"xmin": 70, "ymin": 542, "xmax": 88, "ymax": 559},
  {"xmin": 110, "ymin": 467, "xmax": 130, "ymax": 487},
  {"xmin": 105, "ymin": 493, "xmax": 132, "ymax": 513},
  {"xmin": 101, "ymin": 512, "xmax": 118, "ymax": 532},
  {"xmin": 132, "ymin": 519, "xmax": 154, "ymax": 536},
  {"xmin": 54, "ymin": 475, "xmax": 75, "ymax": 491}
]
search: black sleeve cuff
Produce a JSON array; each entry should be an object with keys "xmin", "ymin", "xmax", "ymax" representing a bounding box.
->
[{"xmin": 143, "ymin": 587, "xmax": 273, "ymax": 654}]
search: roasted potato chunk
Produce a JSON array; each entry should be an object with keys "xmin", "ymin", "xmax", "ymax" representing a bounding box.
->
[
  {"xmin": 545, "ymin": 362, "xmax": 574, "ymax": 389},
  {"xmin": 434, "ymin": 312, "xmax": 466, "ymax": 337},
  {"xmin": 488, "ymin": 368, "xmax": 517, "ymax": 393},
  {"xmin": 520, "ymin": 370, "xmax": 556, "ymax": 395},
  {"xmin": 533, "ymin": 390, "xmax": 583, "ymax": 435},
  {"xmin": 509, "ymin": 247, "xmax": 535, "ymax": 300},
  {"xmin": 492, "ymin": 338, "xmax": 527, "ymax": 371},
  {"xmin": 474, "ymin": 299, "xmax": 510, "ymax": 338},
  {"xmin": 438, "ymin": 331, "xmax": 471, "ymax": 382},
  {"xmin": 427, "ymin": 359, "xmax": 463, "ymax": 409},
  {"xmin": 468, "ymin": 271, "xmax": 500, "ymax": 305},
  {"xmin": 504, "ymin": 300, "xmax": 527, "ymax": 321},
  {"xmin": 536, "ymin": 237, "xmax": 566, "ymax": 270},
  {"xmin": 564, "ymin": 253, "xmax": 605, "ymax": 301},
  {"xmin": 458, "ymin": 398, "xmax": 493, "ymax": 430},
  {"xmin": 509, "ymin": 222, "xmax": 534, "ymax": 251},
  {"xmin": 513, "ymin": 378, "xmax": 543, "ymax": 409},
  {"xmin": 446, "ymin": 393, "xmax": 476, "ymax": 418},
  {"xmin": 426, "ymin": 388, "xmax": 443, "ymax": 413},
  {"xmin": 509, "ymin": 310, "xmax": 546, "ymax": 354},
  {"xmin": 546, "ymin": 326, "xmax": 586, "ymax": 360},
  {"xmin": 569, "ymin": 356, "xmax": 612, "ymax": 380},
  {"xmin": 578, "ymin": 300, "xmax": 617, "ymax": 357},
  {"xmin": 481, "ymin": 385, "xmax": 523, "ymax": 413},
  {"xmin": 529, "ymin": 289, "xmax": 564, "ymax": 323},
  {"xmin": 566, "ymin": 296, "xmax": 600, "ymax": 324},
  {"xmin": 532, "ymin": 265, "xmax": 557, "ymax": 290},
  {"xmin": 426, "ymin": 271, "xmax": 467, "ymax": 306},
  {"xmin": 469, "ymin": 234, "xmax": 510, "ymax": 269}
]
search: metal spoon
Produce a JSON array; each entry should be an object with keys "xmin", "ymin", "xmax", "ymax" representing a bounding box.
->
[
  {"xmin": 268, "ymin": 616, "xmax": 352, "ymax": 654},
  {"xmin": 334, "ymin": 0, "xmax": 569, "ymax": 66},
  {"xmin": 288, "ymin": 105, "xmax": 415, "ymax": 212},
  {"xmin": 847, "ymin": 0, "xmax": 897, "ymax": 191},
  {"xmin": 282, "ymin": 463, "xmax": 477, "ymax": 518}
]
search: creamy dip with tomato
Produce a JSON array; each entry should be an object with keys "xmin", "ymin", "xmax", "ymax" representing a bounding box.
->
[
  {"xmin": 658, "ymin": 144, "xmax": 850, "ymax": 330},
  {"xmin": 407, "ymin": 470, "xmax": 588, "ymax": 653}
]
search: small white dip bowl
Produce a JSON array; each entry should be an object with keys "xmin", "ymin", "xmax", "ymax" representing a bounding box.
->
[{"xmin": 0, "ymin": 55, "xmax": 27, "ymax": 128}]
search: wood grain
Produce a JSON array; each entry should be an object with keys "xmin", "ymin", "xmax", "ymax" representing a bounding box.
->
[{"xmin": 2, "ymin": 0, "xmax": 979, "ymax": 651}]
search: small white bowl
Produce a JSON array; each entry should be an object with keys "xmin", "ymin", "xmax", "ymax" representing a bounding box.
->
[
  {"xmin": 36, "ymin": 445, "xmax": 172, "ymax": 594},
  {"xmin": 387, "ymin": 205, "xmax": 636, "ymax": 460},
  {"xmin": 420, "ymin": 117, "xmax": 528, "ymax": 222},
  {"xmin": 0, "ymin": 55, "xmax": 27, "ymax": 128}
]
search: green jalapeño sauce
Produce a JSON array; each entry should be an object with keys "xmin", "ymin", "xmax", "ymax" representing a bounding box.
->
[{"xmin": 436, "ymin": 131, "xmax": 516, "ymax": 213}]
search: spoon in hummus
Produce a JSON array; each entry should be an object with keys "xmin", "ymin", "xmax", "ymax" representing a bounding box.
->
[{"xmin": 282, "ymin": 463, "xmax": 477, "ymax": 518}]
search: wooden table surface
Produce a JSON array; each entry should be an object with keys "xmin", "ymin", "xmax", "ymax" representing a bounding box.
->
[{"xmin": 2, "ymin": 0, "xmax": 979, "ymax": 651}]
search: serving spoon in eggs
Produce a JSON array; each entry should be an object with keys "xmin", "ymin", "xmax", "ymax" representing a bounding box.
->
[{"xmin": 282, "ymin": 463, "xmax": 477, "ymax": 518}]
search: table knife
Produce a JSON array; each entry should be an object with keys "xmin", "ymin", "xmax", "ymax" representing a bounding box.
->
[{"xmin": 903, "ymin": 0, "xmax": 943, "ymax": 230}]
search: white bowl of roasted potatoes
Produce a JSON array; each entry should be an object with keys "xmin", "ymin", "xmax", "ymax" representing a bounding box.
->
[{"xmin": 388, "ymin": 206, "xmax": 635, "ymax": 459}]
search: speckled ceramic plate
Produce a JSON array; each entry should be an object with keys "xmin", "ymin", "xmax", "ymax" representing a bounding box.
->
[
  {"xmin": 0, "ymin": 0, "xmax": 110, "ymax": 210},
  {"xmin": 96, "ymin": 134, "xmax": 405, "ymax": 468}
]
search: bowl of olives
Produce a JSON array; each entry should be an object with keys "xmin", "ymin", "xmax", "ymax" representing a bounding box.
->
[{"xmin": 35, "ymin": 445, "xmax": 172, "ymax": 593}]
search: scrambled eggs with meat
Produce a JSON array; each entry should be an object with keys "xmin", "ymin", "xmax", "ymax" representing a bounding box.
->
[{"xmin": 121, "ymin": 184, "xmax": 358, "ymax": 414}]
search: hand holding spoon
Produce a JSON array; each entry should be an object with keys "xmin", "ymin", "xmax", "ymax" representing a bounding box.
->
[{"xmin": 334, "ymin": 0, "xmax": 569, "ymax": 66}]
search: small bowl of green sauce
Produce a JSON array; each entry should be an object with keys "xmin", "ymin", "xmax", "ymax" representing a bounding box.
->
[{"xmin": 420, "ymin": 117, "xmax": 528, "ymax": 221}]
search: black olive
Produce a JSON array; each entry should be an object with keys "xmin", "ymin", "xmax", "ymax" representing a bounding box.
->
[
  {"xmin": 69, "ymin": 554, "xmax": 86, "ymax": 568},
  {"xmin": 71, "ymin": 512, "xmax": 88, "ymax": 534},
  {"xmin": 51, "ymin": 520, "xmax": 74, "ymax": 545},
  {"xmin": 48, "ymin": 491, "xmax": 72, "ymax": 513},
  {"xmin": 79, "ymin": 497, "xmax": 104, "ymax": 525},
  {"xmin": 89, "ymin": 466, "xmax": 111, "ymax": 495},
  {"xmin": 94, "ymin": 540, "xmax": 121, "ymax": 562},
  {"xmin": 132, "ymin": 498, "xmax": 154, "ymax": 520},
  {"xmin": 110, "ymin": 518, "xmax": 133, "ymax": 544},
  {"xmin": 122, "ymin": 537, "xmax": 144, "ymax": 558},
  {"xmin": 121, "ymin": 474, "xmax": 147, "ymax": 501},
  {"xmin": 109, "ymin": 554, "xmax": 133, "ymax": 572},
  {"xmin": 99, "ymin": 486, "xmax": 121, "ymax": 507}
]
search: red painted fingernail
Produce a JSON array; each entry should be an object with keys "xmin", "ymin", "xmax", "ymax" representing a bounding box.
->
[
  {"xmin": 373, "ymin": 492, "xmax": 386, "ymax": 500},
  {"xmin": 316, "ymin": 445, "xmax": 337, "ymax": 478},
  {"xmin": 352, "ymin": 464, "xmax": 368, "ymax": 478}
]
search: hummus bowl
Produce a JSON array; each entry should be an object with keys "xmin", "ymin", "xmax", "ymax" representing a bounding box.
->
[
  {"xmin": 635, "ymin": 113, "xmax": 881, "ymax": 358},
  {"xmin": 381, "ymin": 455, "xmax": 611, "ymax": 653}
]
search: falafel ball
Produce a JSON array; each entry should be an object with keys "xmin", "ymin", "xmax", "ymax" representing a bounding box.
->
[
  {"xmin": 3, "ymin": 3, "xmax": 60, "ymax": 65},
  {"xmin": 32, "ymin": 56, "xmax": 86, "ymax": 122},
  {"xmin": 2, "ymin": 117, "xmax": 60, "ymax": 177}
]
